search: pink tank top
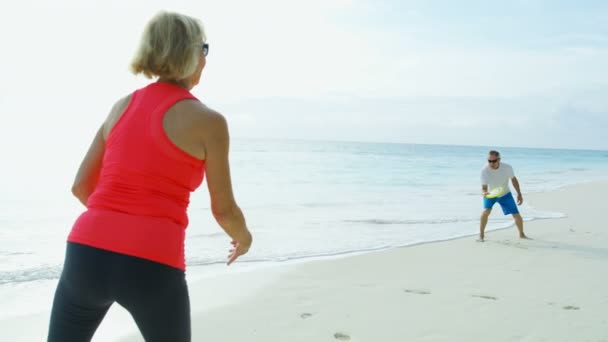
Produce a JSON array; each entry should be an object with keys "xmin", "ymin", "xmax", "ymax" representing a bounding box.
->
[{"xmin": 68, "ymin": 82, "xmax": 205, "ymax": 270}]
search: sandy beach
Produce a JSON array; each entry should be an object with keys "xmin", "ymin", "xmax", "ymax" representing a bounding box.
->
[{"xmin": 2, "ymin": 181, "xmax": 607, "ymax": 341}]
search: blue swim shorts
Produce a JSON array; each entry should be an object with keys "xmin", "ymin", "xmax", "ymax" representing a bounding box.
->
[{"xmin": 483, "ymin": 193, "xmax": 519, "ymax": 215}]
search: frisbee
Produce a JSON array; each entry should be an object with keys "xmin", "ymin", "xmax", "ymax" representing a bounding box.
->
[{"xmin": 485, "ymin": 186, "xmax": 504, "ymax": 199}]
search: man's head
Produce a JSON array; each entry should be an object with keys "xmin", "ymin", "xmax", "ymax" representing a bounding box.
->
[{"xmin": 487, "ymin": 150, "xmax": 501, "ymax": 169}]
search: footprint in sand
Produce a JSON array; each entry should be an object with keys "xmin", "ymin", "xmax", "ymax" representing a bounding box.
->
[
  {"xmin": 472, "ymin": 294, "xmax": 498, "ymax": 300},
  {"xmin": 300, "ymin": 313, "xmax": 313, "ymax": 319},
  {"xmin": 563, "ymin": 305, "xmax": 580, "ymax": 310},
  {"xmin": 404, "ymin": 289, "xmax": 431, "ymax": 295},
  {"xmin": 495, "ymin": 240, "xmax": 528, "ymax": 249},
  {"xmin": 334, "ymin": 332, "xmax": 351, "ymax": 341}
]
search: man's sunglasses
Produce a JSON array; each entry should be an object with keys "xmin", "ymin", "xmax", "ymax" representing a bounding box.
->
[
  {"xmin": 202, "ymin": 43, "xmax": 209, "ymax": 57},
  {"xmin": 488, "ymin": 159, "xmax": 499, "ymax": 163}
]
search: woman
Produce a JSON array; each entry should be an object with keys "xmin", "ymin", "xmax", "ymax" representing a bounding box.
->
[{"xmin": 47, "ymin": 11, "xmax": 252, "ymax": 342}]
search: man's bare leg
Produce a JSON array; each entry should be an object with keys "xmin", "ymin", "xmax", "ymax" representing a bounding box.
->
[
  {"xmin": 479, "ymin": 209, "xmax": 492, "ymax": 241},
  {"xmin": 513, "ymin": 213, "xmax": 527, "ymax": 238}
]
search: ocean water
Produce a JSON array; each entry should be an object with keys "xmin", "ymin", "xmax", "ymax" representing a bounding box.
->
[{"xmin": 1, "ymin": 139, "xmax": 608, "ymax": 318}]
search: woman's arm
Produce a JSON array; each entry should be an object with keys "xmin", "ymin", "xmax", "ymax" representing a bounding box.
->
[
  {"xmin": 71, "ymin": 125, "xmax": 105, "ymax": 206},
  {"xmin": 71, "ymin": 96, "xmax": 130, "ymax": 206},
  {"xmin": 201, "ymin": 109, "xmax": 252, "ymax": 265}
]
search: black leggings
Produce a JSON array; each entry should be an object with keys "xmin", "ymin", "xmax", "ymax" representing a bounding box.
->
[{"xmin": 47, "ymin": 243, "xmax": 190, "ymax": 342}]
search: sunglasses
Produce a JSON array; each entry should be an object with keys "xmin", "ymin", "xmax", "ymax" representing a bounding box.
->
[
  {"xmin": 201, "ymin": 43, "xmax": 209, "ymax": 57},
  {"xmin": 488, "ymin": 159, "xmax": 499, "ymax": 163}
]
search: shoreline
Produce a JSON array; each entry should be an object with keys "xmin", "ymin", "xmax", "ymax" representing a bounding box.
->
[{"xmin": 0, "ymin": 188, "xmax": 567, "ymax": 289}]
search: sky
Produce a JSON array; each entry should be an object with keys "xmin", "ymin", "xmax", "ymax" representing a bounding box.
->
[{"xmin": 0, "ymin": 0, "xmax": 607, "ymax": 186}]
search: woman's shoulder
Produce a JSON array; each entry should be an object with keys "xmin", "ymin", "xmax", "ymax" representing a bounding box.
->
[
  {"xmin": 174, "ymin": 100, "xmax": 226, "ymax": 126},
  {"xmin": 102, "ymin": 94, "xmax": 134, "ymax": 139}
]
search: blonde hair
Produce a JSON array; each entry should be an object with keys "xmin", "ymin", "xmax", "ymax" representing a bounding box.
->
[{"xmin": 131, "ymin": 11, "xmax": 206, "ymax": 81}]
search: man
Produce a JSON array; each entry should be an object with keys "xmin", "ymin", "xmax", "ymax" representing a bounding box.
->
[{"xmin": 479, "ymin": 150, "xmax": 527, "ymax": 241}]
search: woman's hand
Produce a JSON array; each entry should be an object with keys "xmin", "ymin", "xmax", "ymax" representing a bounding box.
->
[{"xmin": 227, "ymin": 231, "xmax": 252, "ymax": 265}]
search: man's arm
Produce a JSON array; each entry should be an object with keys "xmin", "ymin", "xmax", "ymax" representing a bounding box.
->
[
  {"xmin": 480, "ymin": 169, "xmax": 489, "ymax": 196},
  {"xmin": 511, "ymin": 176, "xmax": 523, "ymax": 205}
]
